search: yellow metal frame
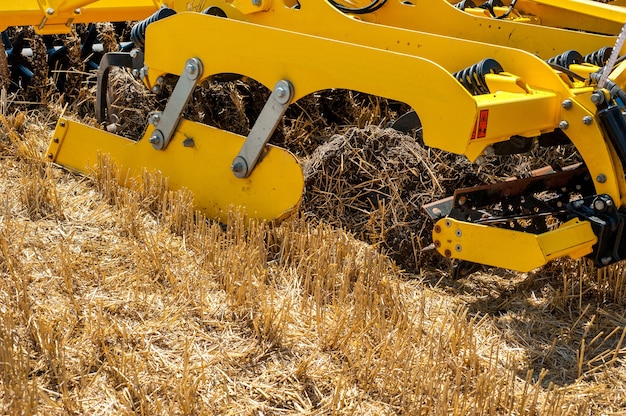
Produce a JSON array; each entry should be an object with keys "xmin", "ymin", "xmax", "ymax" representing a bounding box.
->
[
  {"xmin": 143, "ymin": 8, "xmax": 625, "ymax": 203},
  {"xmin": 43, "ymin": 4, "xmax": 626, "ymax": 271},
  {"xmin": 201, "ymin": 0, "xmax": 626, "ymax": 59},
  {"xmin": 0, "ymin": 0, "xmax": 166, "ymax": 34}
]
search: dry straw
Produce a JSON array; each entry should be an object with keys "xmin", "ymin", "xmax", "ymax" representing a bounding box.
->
[{"xmin": 0, "ymin": 27, "xmax": 625, "ymax": 413}]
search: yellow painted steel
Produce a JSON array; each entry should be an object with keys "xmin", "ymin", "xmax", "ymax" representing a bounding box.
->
[
  {"xmin": 190, "ymin": 1, "xmax": 626, "ymax": 205},
  {"xmin": 142, "ymin": 12, "xmax": 623, "ymax": 204},
  {"xmin": 371, "ymin": 0, "xmax": 626, "ymax": 57},
  {"xmin": 47, "ymin": 118, "xmax": 303, "ymax": 222},
  {"xmin": 432, "ymin": 218, "xmax": 598, "ymax": 272},
  {"xmin": 0, "ymin": 0, "xmax": 165, "ymax": 34},
  {"xmin": 205, "ymin": 0, "xmax": 625, "ymax": 59}
]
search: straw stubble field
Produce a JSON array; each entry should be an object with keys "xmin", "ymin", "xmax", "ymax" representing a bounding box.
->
[{"xmin": 2, "ymin": 32, "xmax": 626, "ymax": 414}]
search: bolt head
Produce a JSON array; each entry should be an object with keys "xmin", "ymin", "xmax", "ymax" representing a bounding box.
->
[
  {"xmin": 561, "ymin": 99, "xmax": 573, "ymax": 109},
  {"xmin": 46, "ymin": 7, "xmax": 54, "ymax": 15},
  {"xmin": 591, "ymin": 92, "xmax": 605, "ymax": 106},
  {"xmin": 149, "ymin": 135, "xmax": 160, "ymax": 144},
  {"xmin": 582, "ymin": 115, "xmax": 593, "ymax": 125},
  {"xmin": 593, "ymin": 198, "xmax": 607, "ymax": 212},
  {"xmin": 558, "ymin": 120, "xmax": 569, "ymax": 130},
  {"xmin": 252, "ymin": 0, "xmax": 261, "ymax": 5},
  {"xmin": 596, "ymin": 174, "xmax": 607, "ymax": 183},
  {"xmin": 231, "ymin": 162, "xmax": 245, "ymax": 174}
]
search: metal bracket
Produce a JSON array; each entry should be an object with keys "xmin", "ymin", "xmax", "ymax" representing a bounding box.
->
[
  {"xmin": 149, "ymin": 58, "xmax": 203, "ymax": 150},
  {"xmin": 96, "ymin": 50, "xmax": 144, "ymax": 124},
  {"xmin": 231, "ymin": 80, "xmax": 293, "ymax": 178}
]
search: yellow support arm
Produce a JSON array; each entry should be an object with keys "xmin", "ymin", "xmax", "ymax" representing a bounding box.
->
[
  {"xmin": 432, "ymin": 218, "xmax": 598, "ymax": 272},
  {"xmin": 0, "ymin": 0, "xmax": 164, "ymax": 34}
]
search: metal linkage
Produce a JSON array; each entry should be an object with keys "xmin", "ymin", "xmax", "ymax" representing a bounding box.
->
[
  {"xmin": 148, "ymin": 58, "xmax": 203, "ymax": 150},
  {"xmin": 95, "ymin": 49, "xmax": 144, "ymax": 124},
  {"xmin": 231, "ymin": 79, "xmax": 294, "ymax": 178}
]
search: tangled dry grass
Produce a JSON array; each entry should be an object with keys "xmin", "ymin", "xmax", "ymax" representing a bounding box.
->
[{"xmin": 1, "ymin": 26, "xmax": 626, "ymax": 416}]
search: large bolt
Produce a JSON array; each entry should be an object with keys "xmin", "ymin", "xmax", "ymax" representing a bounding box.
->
[
  {"xmin": 561, "ymin": 99, "xmax": 573, "ymax": 109},
  {"xmin": 149, "ymin": 135, "xmax": 161, "ymax": 145},
  {"xmin": 231, "ymin": 157, "xmax": 248, "ymax": 177},
  {"xmin": 46, "ymin": 7, "xmax": 54, "ymax": 14},
  {"xmin": 582, "ymin": 116, "xmax": 593, "ymax": 125},
  {"xmin": 593, "ymin": 198, "xmax": 607, "ymax": 212},
  {"xmin": 558, "ymin": 120, "xmax": 569, "ymax": 130},
  {"xmin": 149, "ymin": 113, "xmax": 161, "ymax": 125},
  {"xmin": 596, "ymin": 173, "xmax": 607, "ymax": 183},
  {"xmin": 590, "ymin": 92, "xmax": 605, "ymax": 106}
]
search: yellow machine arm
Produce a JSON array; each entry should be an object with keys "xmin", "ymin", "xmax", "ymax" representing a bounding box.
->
[{"xmin": 0, "ymin": 0, "xmax": 167, "ymax": 34}]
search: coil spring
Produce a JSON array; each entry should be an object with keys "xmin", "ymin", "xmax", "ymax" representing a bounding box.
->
[
  {"xmin": 131, "ymin": 7, "xmax": 177, "ymax": 49},
  {"xmin": 547, "ymin": 50, "xmax": 584, "ymax": 68},
  {"xmin": 453, "ymin": 58, "xmax": 504, "ymax": 95},
  {"xmin": 585, "ymin": 46, "xmax": 613, "ymax": 66},
  {"xmin": 328, "ymin": 0, "xmax": 387, "ymax": 14},
  {"xmin": 454, "ymin": 0, "xmax": 476, "ymax": 10},
  {"xmin": 202, "ymin": 6, "xmax": 227, "ymax": 17},
  {"xmin": 455, "ymin": 0, "xmax": 504, "ymax": 15}
]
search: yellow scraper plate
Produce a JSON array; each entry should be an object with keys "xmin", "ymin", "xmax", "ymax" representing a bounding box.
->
[{"xmin": 47, "ymin": 118, "xmax": 304, "ymax": 222}]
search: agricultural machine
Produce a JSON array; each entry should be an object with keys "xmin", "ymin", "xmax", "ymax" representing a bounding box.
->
[{"xmin": 5, "ymin": 0, "xmax": 626, "ymax": 273}]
